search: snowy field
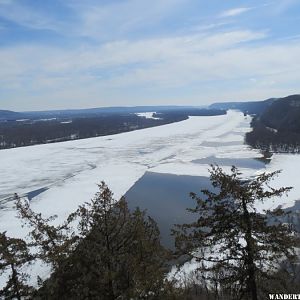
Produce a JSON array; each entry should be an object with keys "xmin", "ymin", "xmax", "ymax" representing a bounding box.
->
[
  {"xmin": 135, "ymin": 112, "xmax": 161, "ymax": 119},
  {"xmin": 0, "ymin": 110, "xmax": 300, "ymax": 240}
]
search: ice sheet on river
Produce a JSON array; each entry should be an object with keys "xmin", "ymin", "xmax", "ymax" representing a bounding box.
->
[{"xmin": 0, "ymin": 110, "xmax": 299, "ymax": 239}]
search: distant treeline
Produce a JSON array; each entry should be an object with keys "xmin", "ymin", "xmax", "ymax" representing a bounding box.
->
[
  {"xmin": 0, "ymin": 114, "xmax": 184, "ymax": 149},
  {"xmin": 0, "ymin": 109, "xmax": 226, "ymax": 150},
  {"xmin": 154, "ymin": 108, "xmax": 226, "ymax": 118}
]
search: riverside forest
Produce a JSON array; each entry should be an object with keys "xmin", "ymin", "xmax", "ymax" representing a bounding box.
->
[{"xmin": 0, "ymin": 108, "xmax": 225, "ymax": 149}]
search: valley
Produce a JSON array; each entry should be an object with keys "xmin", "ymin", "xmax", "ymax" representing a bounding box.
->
[{"xmin": 1, "ymin": 110, "xmax": 299, "ymax": 240}]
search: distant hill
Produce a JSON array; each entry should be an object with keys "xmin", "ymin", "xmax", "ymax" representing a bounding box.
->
[
  {"xmin": 0, "ymin": 105, "xmax": 221, "ymax": 122},
  {"xmin": 245, "ymin": 94, "xmax": 300, "ymax": 153},
  {"xmin": 0, "ymin": 106, "xmax": 205, "ymax": 121},
  {"xmin": 21, "ymin": 105, "xmax": 203, "ymax": 119},
  {"xmin": 209, "ymin": 98, "xmax": 276, "ymax": 115},
  {"xmin": 260, "ymin": 95, "xmax": 300, "ymax": 132},
  {"xmin": 0, "ymin": 110, "xmax": 22, "ymax": 121},
  {"xmin": 209, "ymin": 94, "xmax": 300, "ymax": 153}
]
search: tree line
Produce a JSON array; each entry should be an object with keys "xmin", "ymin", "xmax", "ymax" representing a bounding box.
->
[
  {"xmin": 1, "ymin": 166, "xmax": 299, "ymax": 299},
  {"xmin": 0, "ymin": 109, "xmax": 226, "ymax": 150},
  {"xmin": 0, "ymin": 114, "xmax": 187, "ymax": 150}
]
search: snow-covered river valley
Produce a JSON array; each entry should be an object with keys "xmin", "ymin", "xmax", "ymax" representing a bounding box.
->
[{"xmin": 0, "ymin": 110, "xmax": 300, "ymax": 241}]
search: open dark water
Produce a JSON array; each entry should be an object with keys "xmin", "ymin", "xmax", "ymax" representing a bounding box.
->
[
  {"xmin": 126, "ymin": 170, "xmax": 300, "ymax": 249},
  {"xmin": 125, "ymin": 172, "xmax": 212, "ymax": 249},
  {"xmin": 192, "ymin": 156, "xmax": 265, "ymax": 169},
  {"xmin": 27, "ymin": 187, "xmax": 49, "ymax": 201},
  {"xmin": 125, "ymin": 155, "xmax": 266, "ymax": 249}
]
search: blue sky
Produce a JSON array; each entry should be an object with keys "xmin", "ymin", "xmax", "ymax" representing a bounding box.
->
[{"xmin": 1, "ymin": 0, "xmax": 300, "ymax": 111}]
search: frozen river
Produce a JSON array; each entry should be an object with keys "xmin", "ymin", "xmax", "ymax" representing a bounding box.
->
[{"xmin": 0, "ymin": 110, "xmax": 299, "ymax": 238}]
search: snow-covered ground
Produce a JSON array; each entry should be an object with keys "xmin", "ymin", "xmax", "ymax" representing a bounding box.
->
[
  {"xmin": 0, "ymin": 110, "xmax": 299, "ymax": 239},
  {"xmin": 1, "ymin": 109, "xmax": 300, "ymax": 288},
  {"xmin": 259, "ymin": 154, "xmax": 300, "ymax": 212},
  {"xmin": 135, "ymin": 112, "xmax": 161, "ymax": 119},
  {"xmin": 0, "ymin": 111, "xmax": 300, "ymax": 236}
]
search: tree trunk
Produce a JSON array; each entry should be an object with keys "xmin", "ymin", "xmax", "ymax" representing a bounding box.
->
[
  {"xmin": 107, "ymin": 275, "xmax": 115, "ymax": 300},
  {"xmin": 11, "ymin": 264, "xmax": 21, "ymax": 300},
  {"xmin": 242, "ymin": 198, "xmax": 258, "ymax": 300},
  {"xmin": 104, "ymin": 210, "xmax": 115, "ymax": 300}
]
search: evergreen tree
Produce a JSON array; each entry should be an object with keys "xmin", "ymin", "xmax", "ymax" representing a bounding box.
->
[
  {"xmin": 0, "ymin": 232, "xmax": 34, "ymax": 299},
  {"xmin": 173, "ymin": 165, "xmax": 298, "ymax": 300},
  {"xmin": 15, "ymin": 195, "xmax": 78, "ymax": 271},
  {"xmin": 36, "ymin": 182, "xmax": 169, "ymax": 299}
]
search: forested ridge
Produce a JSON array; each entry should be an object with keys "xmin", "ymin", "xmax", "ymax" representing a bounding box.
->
[
  {"xmin": 245, "ymin": 95, "xmax": 300, "ymax": 152},
  {"xmin": 208, "ymin": 94, "xmax": 300, "ymax": 152}
]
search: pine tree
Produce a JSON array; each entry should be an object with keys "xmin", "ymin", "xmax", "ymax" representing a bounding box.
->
[
  {"xmin": 173, "ymin": 165, "xmax": 298, "ymax": 300},
  {"xmin": 0, "ymin": 232, "xmax": 34, "ymax": 299},
  {"xmin": 15, "ymin": 194, "xmax": 78, "ymax": 271},
  {"xmin": 36, "ymin": 182, "xmax": 169, "ymax": 299}
]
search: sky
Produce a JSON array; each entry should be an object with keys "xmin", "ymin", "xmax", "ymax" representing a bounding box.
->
[{"xmin": 0, "ymin": 0, "xmax": 300, "ymax": 111}]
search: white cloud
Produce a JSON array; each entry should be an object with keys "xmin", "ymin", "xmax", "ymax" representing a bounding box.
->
[
  {"xmin": 0, "ymin": 1, "xmax": 63, "ymax": 32},
  {"xmin": 66, "ymin": 0, "xmax": 187, "ymax": 39},
  {"xmin": 271, "ymin": 0, "xmax": 299, "ymax": 15},
  {"xmin": 0, "ymin": 30, "xmax": 267, "ymax": 85},
  {"xmin": 191, "ymin": 21, "xmax": 233, "ymax": 33},
  {"xmin": 3, "ymin": 26, "xmax": 300, "ymax": 109},
  {"xmin": 0, "ymin": 0, "xmax": 187, "ymax": 40},
  {"xmin": 220, "ymin": 7, "xmax": 252, "ymax": 18},
  {"xmin": 0, "ymin": 0, "xmax": 299, "ymax": 110}
]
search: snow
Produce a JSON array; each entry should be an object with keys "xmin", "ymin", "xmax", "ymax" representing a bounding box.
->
[
  {"xmin": 1, "ymin": 110, "xmax": 300, "ymax": 236},
  {"xmin": 0, "ymin": 111, "xmax": 258, "ymax": 231},
  {"xmin": 255, "ymin": 154, "xmax": 300, "ymax": 212},
  {"xmin": 1, "ymin": 110, "xmax": 300, "ymax": 234},
  {"xmin": 37, "ymin": 118, "xmax": 56, "ymax": 121},
  {"xmin": 1, "ymin": 109, "xmax": 300, "ymax": 287},
  {"xmin": 135, "ymin": 112, "xmax": 161, "ymax": 119}
]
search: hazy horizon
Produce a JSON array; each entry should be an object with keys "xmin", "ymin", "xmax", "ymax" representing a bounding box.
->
[
  {"xmin": 4, "ymin": 95, "xmax": 289, "ymax": 113},
  {"xmin": 1, "ymin": 0, "xmax": 300, "ymax": 111}
]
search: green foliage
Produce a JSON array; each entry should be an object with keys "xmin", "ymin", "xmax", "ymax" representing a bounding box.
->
[
  {"xmin": 35, "ymin": 182, "xmax": 169, "ymax": 299},
  {"xmin": 0, "ymin": 232, "xmax": 34, "ymax": 299},
  {"xmin": 173, "ymin": 165, "xmax": 299, "ymax": 300},
  {"xmin": 15, "ymin": 194, "xmax": 78, "ymax": 271},
  {"xmin": 1, "ymin": 175, "xmax": 299, "ymax": 299}
]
